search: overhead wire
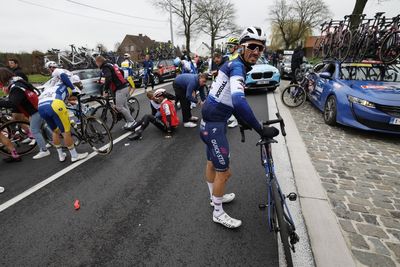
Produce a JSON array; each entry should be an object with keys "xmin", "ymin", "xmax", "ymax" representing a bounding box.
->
[
  {"xmin": 66, "ymin": 0, "xmax": 167, "ymax": 23},
  {"xmin": 16, "ymin": 0, "xmax": 165, "ymax": 29}
]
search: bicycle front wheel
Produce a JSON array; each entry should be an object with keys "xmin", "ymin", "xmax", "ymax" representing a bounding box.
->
[
  {"xmin": 380, "ymin": 31, "xmax": 400, "ymax": 64},
  {"xmin": 272, "ymin": 181, "xmax": 293, "ymax": 267},
  {"xmin": 281, "ymin": 84, "xmax": 306, "ymax": 108},
  {"xmin": 127, "ymin": 96, "xmax": 140, "ymax": 120},
  {"xmin": 0, "ymin": 120, "xmax": 36, "ymax": 156},
  {"xmin": 84, "ymin": 116, "xmax": 113, "ymax": 155},
  {"xmin": 92, "ymin": 104, "xmax": 116, "ymax": 131}
]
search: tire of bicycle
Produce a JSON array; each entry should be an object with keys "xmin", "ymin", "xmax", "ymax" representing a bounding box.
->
[
  {"xmin": 356, "ymin": 34, "xmax": 371, "ymax": 62},
  {"xmin": 0, "ymin": 120, "xmax": 36, "ymax": 156},
  {"xmin": 272, "ymin": 181, "xmax": 293, "ymax": 267},
  {"xmin": 127, "ymin": 96, "xmax": 140, "ymax": 120},
  {"xmin": 84, "ymin": 116, "xmax": 113, "ymax": 155},
  {"xmin": 91, "ymin": 104, "xmax": 117, "ymax": 131},
  {"xmin": 379, "ymin": 31, "xmax": 400, "ymax": 64},
  {"xmin": 281, "ymin": 84, "xmax": 306, "ymax": 108},
  {"xmin": 338, "ymin": 31, "xmax": 352, "ymax": 62}
]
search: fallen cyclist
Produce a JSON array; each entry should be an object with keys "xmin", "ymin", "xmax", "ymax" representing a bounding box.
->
[{"xmin": 128, "ymin": 89, "xmax": 179, "ymax": 140}]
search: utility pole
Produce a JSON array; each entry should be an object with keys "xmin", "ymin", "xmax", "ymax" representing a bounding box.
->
[{"xmin": 169, "ymin": 3, "xmax": 174, "ymax": 53}]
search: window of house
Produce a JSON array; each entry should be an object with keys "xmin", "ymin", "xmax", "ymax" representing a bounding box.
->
[{"xmin": 130, "ymin": 45, "xmax": 135, "ymax": 52}]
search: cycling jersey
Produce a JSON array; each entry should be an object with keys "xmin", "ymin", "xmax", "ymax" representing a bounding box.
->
[
  {"xmin": 160, "ymin": 99, "xmax": 179, "ymax": 127},
  {"xmin": 201, "ymin": 57, "xmax": 262, "ymax": 133},
  {"xmin": 38, "ymin": 69, "xmax": 78, "ymax": 104}
]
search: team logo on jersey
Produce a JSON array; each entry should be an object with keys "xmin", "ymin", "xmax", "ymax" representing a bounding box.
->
[
  {"xmin": 212, "ymin": 128, "xmax": 217, "ymax": 133},
  {"xmin": 215, "ymin": 80, "xmax": 227, "ymax": 98}
]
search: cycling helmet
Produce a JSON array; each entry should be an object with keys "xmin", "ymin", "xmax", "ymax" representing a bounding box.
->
[
  {"xmin": 227, "ymin": 37, "xmax": 239, "ymax": 45},
  {"xmin": 124, "ymin": 53, "xmax": 130, "ymax": 59},
  {"xmin": 173, "ymin": 57, "xmax": 181, "ymax": 67},
  {"xmin": 239, "ymin": 26, "xmax": 266, "ymax": 45},
  {"xmin": 45, "ymin": 61, "xmax": 58, "ymax": 69},
  {"xmin": 154, "ymin": 88, "xmax": 166, "ymax": 98}
]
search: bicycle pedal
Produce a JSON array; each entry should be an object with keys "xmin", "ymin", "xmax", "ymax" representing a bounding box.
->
[
  {"xmin": 258, "ymin": 204, "xmax": 268, "ymax": 209},
  {"xmin": 287, "ymin": 192, "xmax": 297, "ymax": 201},
  {"xmin": 290, "ymin": 232, "xmax": 300, "ymax": 246}
]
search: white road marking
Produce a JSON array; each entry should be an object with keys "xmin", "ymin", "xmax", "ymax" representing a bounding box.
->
[
  {"xmin": 0, "ymin": 131, "xmax": 132, "ymax": 213},
  {"xmin": 0, "ymin": 82, "xmax": 172, "ymax": 213}
]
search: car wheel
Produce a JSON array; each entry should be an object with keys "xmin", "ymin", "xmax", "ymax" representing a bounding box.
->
[
  {"xmin": 324, "ymin": 95, "xmax": 337, "ymax": 125},
  {"xmin": 154, "ymin": 74, "xmax": 161, "ymax": 85}
]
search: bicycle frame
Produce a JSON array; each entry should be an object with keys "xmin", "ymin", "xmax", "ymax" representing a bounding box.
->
[{"xmin": 259, "ymin": 140, "xmax": 296, "ymax": 232}]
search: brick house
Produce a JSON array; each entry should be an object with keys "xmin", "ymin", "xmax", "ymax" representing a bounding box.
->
[
  {"xmin": 118, "ymin": 34, "xmax": 178, "ymax": 61},
  {"xmin": 304, "ymin": 36, "xmax": 318, "ymax": 58}
]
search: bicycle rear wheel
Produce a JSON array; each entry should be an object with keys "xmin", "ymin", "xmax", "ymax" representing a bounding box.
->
[
  {"xmin": 380, "ymin": 31, "xmax": 400, "ymax": 64},
  {"xmin": 338, "ymin": 31, "xmax": 352, "ymax": 62},
  {"xmin": 0, "ymin": 120, "xmax": 36, "ymax": 156},
  {"xmin": 281, "ymin": 84, "xmax": 306, "ymax": 108},
  {"xmin": 272, "ymin": 181, "xmax": 293, "ymax": 267},
  {"xmin": 84, "ymin": 116, "xmax": 113, "ymax": 155},
  {"xmin": 91, "ymin": 104, "xmax": 116, "ymax": 131},
  {"xmin": 127, "ymin": 96, "xmax": 140, "ymax": 120}
]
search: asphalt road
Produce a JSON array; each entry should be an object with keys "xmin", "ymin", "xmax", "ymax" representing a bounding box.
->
[{"xmin": 0, "ymin": 84, "xmax": 279, "ymax": 266}]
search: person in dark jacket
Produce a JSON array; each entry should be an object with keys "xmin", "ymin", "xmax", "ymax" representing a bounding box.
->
[
  {"xmin": 8, "ymin": 58, "xmax": 28, "ymax": 82},
  {"xmin": 172, "ymin": 73, "xmax": 207, "ymax": 127},
  {"xmin": 142, "ymin": 54, "xmax": 154, "ymax": 90},
  {"xmin": 290, "ymin": 46, "xmax": 304, "ymax": 84},
  {"xmin": 95, "ymin": 56, "xmax": 136, "ymax": 130}
]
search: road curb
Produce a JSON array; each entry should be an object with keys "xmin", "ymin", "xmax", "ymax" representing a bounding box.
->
[{"xmin": 273, "ymin": 90, "xmax": 355, "ymax": 267}]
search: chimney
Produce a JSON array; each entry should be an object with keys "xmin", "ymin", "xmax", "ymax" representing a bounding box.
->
[{"xmin": 139, "ymin": 34, "xmax": 143, "ymax": 37}]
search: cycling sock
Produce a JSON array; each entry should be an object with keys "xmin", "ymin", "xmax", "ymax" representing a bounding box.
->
[
  {"xmin": 69, "ymin": 147, "xmax": 78, "ymax": 158},
  {"xmin": 207, "ymin": 182, "xmax": 213, "ymax": 200},
  {"xmin": 212, "ymin": 195, "xmax": 224, "ymax": 217},
  {"xmin": 55, "ymin": 145, "xmax": 64, "ymax": 157}
]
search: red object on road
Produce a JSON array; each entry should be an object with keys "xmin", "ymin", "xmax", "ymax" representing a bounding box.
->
[{"xmin": 74, "ymin": 200, "xmax": 80, "ymax": 210}]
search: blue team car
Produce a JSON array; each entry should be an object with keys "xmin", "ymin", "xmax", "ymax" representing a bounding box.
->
[
  {"xmin": 245, "ymin": 57, "xmax": 280, "ymax": 91},
  {"xmin": 308, "ymin": 60, "xmax": 400, "ymax": 134}
]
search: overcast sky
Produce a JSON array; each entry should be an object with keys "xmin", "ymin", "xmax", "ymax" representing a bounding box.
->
[{"xmin": 1, "ymin": 0, "xmax": 399, "ymax": 53}]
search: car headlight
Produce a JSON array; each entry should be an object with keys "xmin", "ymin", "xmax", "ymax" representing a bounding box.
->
[{"xmin": 348, "ymin": 95, "xmax": 375, "ymax": 108}]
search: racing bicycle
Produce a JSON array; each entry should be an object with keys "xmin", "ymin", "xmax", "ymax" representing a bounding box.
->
[
  {"xmin": 0, "ymin": 120, "xmax": 36, "ymax": 156},
  {"xmin": 240, "ymin": 113, "xmax": 299, "ymax": 267},
  {"xmin": 281, "ymin": 70, "xmax": 318, "ymax": 108}
]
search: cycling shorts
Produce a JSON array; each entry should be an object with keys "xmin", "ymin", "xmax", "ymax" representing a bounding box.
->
[
  {"xmin": 38, "ymin": 99, "xmax": 71, "ymax": 133},
  {"xmin": 200, "ymin": 120, "xmax": 230, "ymax": 172}
]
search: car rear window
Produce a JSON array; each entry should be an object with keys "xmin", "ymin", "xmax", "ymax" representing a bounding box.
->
[{"xmin": 340, "ymin": 65, "xmax": 400, "ymax": 82}]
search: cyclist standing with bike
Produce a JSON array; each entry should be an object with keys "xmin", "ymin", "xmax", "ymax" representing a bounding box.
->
[
  {"xmin": 200, "ymin": 26, "xmax": 277, "ymax": 228},
  {"xmin": 120, "ymin": 53, "xmax": 137, "ymax": 94},
  {"xmin": 38, "ymin": 61, "xmax": 88, "ymax": 162},
  {"xmin": 96, "ymin": 56, "xmax": 137, "ymax": 130},
  {"xmin": 0, "ymin": 68, "xmax": 51, "ymax": 160}
]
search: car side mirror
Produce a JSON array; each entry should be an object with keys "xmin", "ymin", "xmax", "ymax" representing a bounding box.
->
[{"xmin": 319, "ymin": 72, "xmax": 332, "ymax": 79}]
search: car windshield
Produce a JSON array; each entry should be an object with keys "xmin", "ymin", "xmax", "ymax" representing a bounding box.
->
[{"xmin": 340, "ymin": 64, "xmax": 400, "ymax": 82}]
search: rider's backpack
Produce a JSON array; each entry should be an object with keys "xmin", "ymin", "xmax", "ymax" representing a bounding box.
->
[
  {"xmin": 11, "ymin": 81, "xmax": 39, "ymax": 116},
  {"xmin": 104, "ymin": 63, "xmax": 127, "ymax": 91}
]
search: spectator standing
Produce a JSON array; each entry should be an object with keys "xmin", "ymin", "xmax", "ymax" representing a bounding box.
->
[
  {"xmin": 290, "ymin": 46, "xmax": 304, "ymax": 84},
  {"xmin": 143, "ymin": 54, "xmax": 154, "ymax": 90},
  {"xmin": 8, "ymin": 58, "xmax": 28, "ymax": 82}
]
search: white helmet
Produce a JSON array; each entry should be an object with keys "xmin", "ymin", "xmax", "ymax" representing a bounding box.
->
[
  {"xmin": 45, "ymin": 61, "xmax": 58, "ymax": 69},
  {"xmin": 153, "ymin": 88, "xmax": 166, "ymax": 98},
  {"xmin": 124, "ymin": 53, "xmax": 130, "ymax": 59},
  {"xmin": 239, "ymin": 26, "xmax": 266, "ymax": 45}
]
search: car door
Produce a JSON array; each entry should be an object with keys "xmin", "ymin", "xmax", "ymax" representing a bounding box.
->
[
  {"xmin": 166, "ymin": 59, "xmax": 176, "ymax": 78},
  {"xmin": 313, "ymin": 63, "xmax": 336, "ymax": 109}
]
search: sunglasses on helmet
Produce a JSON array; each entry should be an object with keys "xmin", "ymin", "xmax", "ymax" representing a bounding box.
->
[{"xmin": 243, "ymin": 43, "xmax": 265, "ymax": 52}]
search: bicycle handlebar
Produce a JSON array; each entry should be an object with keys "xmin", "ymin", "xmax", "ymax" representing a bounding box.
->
[{"xmin": 239, "ymin": 113, "xmax": 286, "ymax": 143}]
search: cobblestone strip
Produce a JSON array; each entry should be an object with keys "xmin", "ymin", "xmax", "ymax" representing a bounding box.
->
[{"xmin": 286, "ymin": 99, "xmax": 400, "ymax": 267}]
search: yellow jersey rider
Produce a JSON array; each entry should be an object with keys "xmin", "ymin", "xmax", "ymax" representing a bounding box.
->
[
  {"xmin": 120, "ymin": 53, "xmax": 136, "ymax": 94},
  {"xmin": 38, "ymin": 61, "xmax": 88, "ymax": 162}
]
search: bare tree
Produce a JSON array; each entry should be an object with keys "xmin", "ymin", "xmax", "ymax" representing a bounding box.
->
[
  {"xmin": 194, "ymin": 0, "xmax": 239, "ymax": 55},
  {"xmin": 269, "ymin": 0, "xmax": 330, "ymax": 49},
  {"xmin": 349, "ymin": 0, "xmax": 388, "ymax": 29},
  {"xmin": 153, "ymin": 0, "xmax": 201, "ymax": 53}
]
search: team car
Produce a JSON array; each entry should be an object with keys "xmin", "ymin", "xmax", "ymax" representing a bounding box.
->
[
  {"xmin": 308, "ymin": 60, "xmax": 400, "ymax": 134},
  {"xmin": 245, "ymin": 57, "xmax": 280, "ymax": 91}
]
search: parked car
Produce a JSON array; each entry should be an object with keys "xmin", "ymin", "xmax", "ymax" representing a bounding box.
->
[
  {"xmin": 245, "ymin": 57, "xmax": 280, "ymax": 91},
  {"xmin": 139, "ymin": 59, "xmax": 177, "ymax": 86},
  {"xmin": 308, "ymin": 60, "xmax": 400, "ymax": 134},
  {"xmin": 278, "ymin": 55, "xmax": 292, "ymax": 79},
  {"xmin": 37, "ymin": 69, "xmax": 102, "ymax": 95}
]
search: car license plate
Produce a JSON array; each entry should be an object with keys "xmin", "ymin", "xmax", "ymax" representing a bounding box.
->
[
  {"xmin": 390, "ymin": 118, "xmax": 400, "ymax": 125},
  {"xmin": 257, "ymin": 80, "xmax": 270, "ymax": 85}
]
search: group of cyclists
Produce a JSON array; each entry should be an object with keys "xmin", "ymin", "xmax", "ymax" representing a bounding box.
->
[{"xmin": 1, "ymin": 26, "xmax": 279, "ymax": 229}]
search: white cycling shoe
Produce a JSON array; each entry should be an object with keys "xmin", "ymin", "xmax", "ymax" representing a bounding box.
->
[
  {"xmin": 210, "ymin": 193, "xmax": 235, "ymax": 206},
  {"xmin": 213, "ymin": 212, "xmax": 242, "ymax": 228},
  {"xmin": 59, "ymin": 152, "xmax": 67, "ymax": 162},
  {"xmin": 71, "ymin": 152, "xmax": 89, "ymax": 162}
]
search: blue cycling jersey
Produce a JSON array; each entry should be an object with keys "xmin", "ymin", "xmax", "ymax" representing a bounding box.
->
[{"xmin": 201, "ymin": 57, "xmax": 262, "ymax": 133}]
